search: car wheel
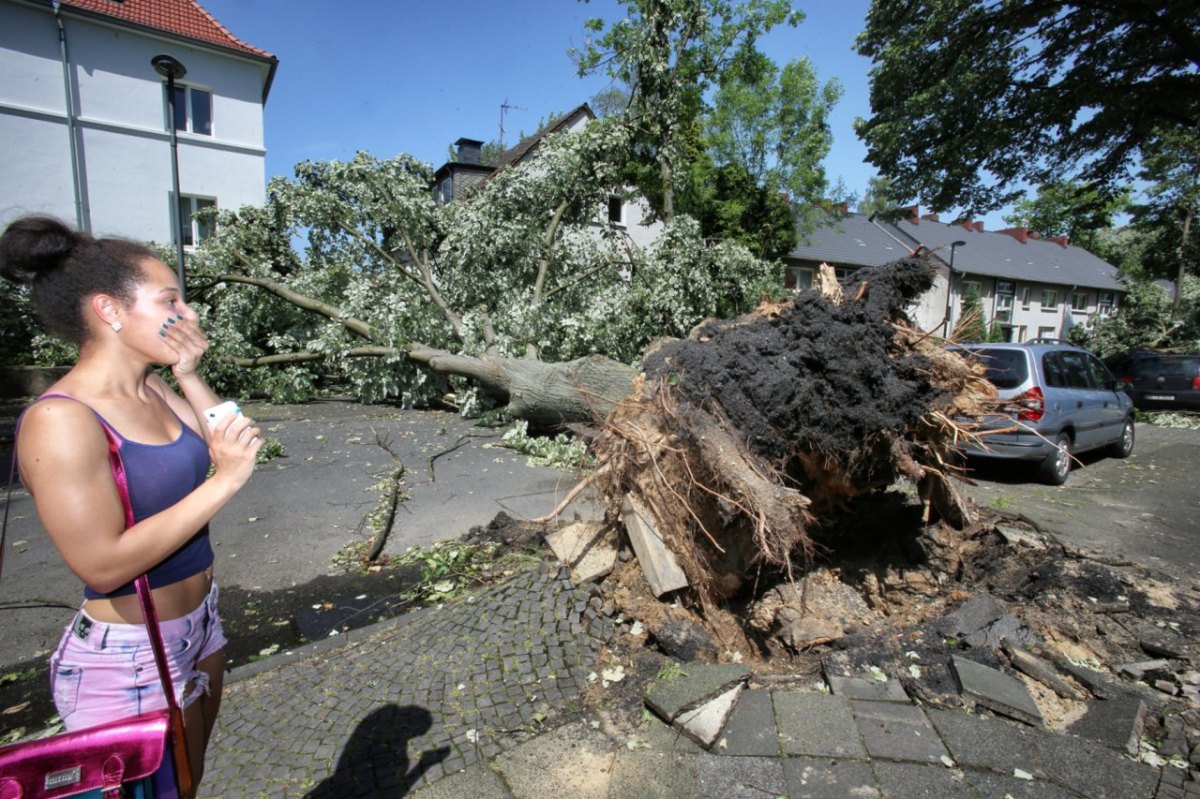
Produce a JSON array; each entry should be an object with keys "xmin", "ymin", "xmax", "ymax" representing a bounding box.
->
[
  {"xmin": 1038, "ymin": 433, "xmax": 1072, "ymax": 485},
  {"xmin": 1109, "ymin": 417, "xmax": 1135, "ymax": 459}
]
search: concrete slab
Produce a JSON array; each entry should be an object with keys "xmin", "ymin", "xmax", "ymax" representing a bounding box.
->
[
  {"xmin": 631, "ymin": 715, "xmax": 705, "ymax": 754},
  {"xmin": 494, "ymin": 719, "xmax": 616, "ymax": 799},
  {"xmin": 828, "ymin": 675, "xmax": 910, "ymax": 703},
  {"xmin": 696, "ymin": 754, "xmax": 787, "ymax": 799},
  {"xmin": 774, "ymin": 692, "xmax": 866, "ymax": 759},
  {"xmin": 1066, "ymin": 696, "xmax": 1147, "ymax": 754},
  {"xmin": 545, "ymin": 521, "xmax": 616, "ymax": 584},
  {"xmin": 939, "ymin": 593, "xmax": 1033, "ymax": 649},
  {"xmin": 407, "ymin": 761, "xmax": 511, "ymax": 799},
  {"xmin": 950, "ymin": 655, "xmax": 1043, "ymax": 726},
  {"xmin": 607, "ymin": 750, "xmax": 700, "ymax": 799},
  {"xmin": 675, "ymin": 683, "xmax": 743, "ymax": 748},
  {"xmin": 643, "ymin": 663, "xmax": 750, "ymax": 722},
  {"xmin": 851, "ymin": 700, "xmax": 950, "ymax": 764},
  {"xmin": 781, "ymin": 757, "xmax": 880, "ymax": 799},
  {"xmin": 717, "ymin": 689, "xmax": 780, "ymax": 757},
  {"xmin": 871, "ymin": 761, "xmax": 975, "ymax": 798},
  {"xmin": 963, "ymin": 766, "xmax": 1094, "ymax": 798},
  {"xmin": 928, "ymin": 708, "xmax": 1160, "ymax": 799}
]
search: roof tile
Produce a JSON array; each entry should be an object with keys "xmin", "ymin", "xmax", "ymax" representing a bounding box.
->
[{"xmin": 60, "ymin": 0, "xmax": 273, "ymax": 60}]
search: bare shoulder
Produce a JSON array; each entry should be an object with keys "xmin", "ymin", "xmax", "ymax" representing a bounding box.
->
[{"xmin": 17, "ymin": 396, "xmax": 109, "ymax": 466}]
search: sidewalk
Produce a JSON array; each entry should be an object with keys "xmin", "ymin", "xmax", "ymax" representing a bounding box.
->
[{"xmin": 207, "ymin": 561, "xmax": 1170, "ymax": 799}]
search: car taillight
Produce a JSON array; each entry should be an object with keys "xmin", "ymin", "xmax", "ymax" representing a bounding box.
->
[
  {"xmin": 1193, "ymin": 377, "xmax": 1200, "ymax": 391},
  {"xmin": 1121, "ymin": 375, "xmax": 1134, "ymax": 385},
  {"xmin": 1016, "ymin": 386, "xmax": 1045, "ymax": 422}
]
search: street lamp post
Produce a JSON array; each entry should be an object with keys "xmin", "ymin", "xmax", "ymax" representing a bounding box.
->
[
  {"xmin": 151, "ymin": 54, "xmax": 188, "ymax": 300},
  {"xmin": 942, "ymin": 240, "xmax": 967, "ymax": 337}
]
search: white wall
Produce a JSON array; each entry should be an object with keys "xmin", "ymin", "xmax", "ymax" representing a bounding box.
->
[{"xmin": 0, "ymin": 0, "xmax": 269, "ymax": 241}]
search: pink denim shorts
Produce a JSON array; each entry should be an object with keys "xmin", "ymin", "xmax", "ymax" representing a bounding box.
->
[{"xmin": 50, "ymin": 581, "xmax": 227, "ymax": 731}]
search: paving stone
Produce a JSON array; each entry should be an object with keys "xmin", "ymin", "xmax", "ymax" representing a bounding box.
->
[
  {"xmin": 938, "ymin": 593, "xmax": 1034, "ymax": 648},
  {"xmin": 871, "ymin": 761, "xmax": 976, "ymax": 798},
  {"xmin": 494, "ymin": 720, "xmax": 615, "ymax": 799},
  {"xmin": 951, "ymin": 654, "xmax": 1043, "ymax": 726},
  {"xmin": 545, "ymin": 521, "xmax": 617, "ymax": 583},
  {"xmin": 643, "ymin": 663, "xmax": 751, "ymax": 721},
  {"xmin": 675, "ymin": 682, "xmax": 744, "ymax": 748},
  {"xmin": 696, "ymin": 754, "xmax": 787, "ymax": 799},
  {"xmin": 717, "ymin": 689, "xmax": 780, "ymax": 756},
  {"xmin": 608, "ymin": 750, "xmax": 700, "ymax": 799},
  {"xmin": 828, "ymin": 675, "xmax": 910, "ymax": 703},
  {"xmin": 781, "ymin": 757, "xmax": 880, "ymax": 799},
  {"xmin": 1067, "ymin": 696, "xmax": 1147, "ymax": 754},
  {"xmin": 774, "ymin": 692, "xmax": 867, "ymax": 759},
  {"xmin": 928, "ymin": 708, "xmax": 1159, "ymax": 799},
  {"xmin": 962, "ymin": 767, "xmax": 1083, "ymax": 798},
  {"xmin": 851, "ymin": 700, "xmax": 949, "ymax": 764}
]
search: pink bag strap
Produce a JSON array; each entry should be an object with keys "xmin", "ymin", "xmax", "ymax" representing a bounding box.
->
[{"xmin": 2, "ymin": 392, "xmax": 181, "ymax": 715}]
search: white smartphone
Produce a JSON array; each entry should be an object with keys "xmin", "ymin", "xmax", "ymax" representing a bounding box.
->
[{"xmin": 203, "ymin": 400, "xmax": 241, "ymax": 427}]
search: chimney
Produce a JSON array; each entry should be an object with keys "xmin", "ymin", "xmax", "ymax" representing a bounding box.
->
[
  {"xmin": 972, "ymin": 220, "xmax": 984, "ymax": 232},
  {"xmin": 904, "ymin": 204, "xmax": 920, "ymax": 224},
  {"xmin": 1048, "ymin": 234, "xmax": 1070, "ymax": 248},
  {"xmin": 921, "ymin": 212, "xmax": 939, "ymax": 223},
  {"xmin": 1029, "ymin": 231, "xmax": 1041, "ymax": 239},
  {"xmin": 455, "ymin": 137, "xmax": 484, "ymax": 165},
  {"xmin": 958, "ymin": 215, "xmax": 974, "ymax": 231},
  {"xmin": 999, "ymin": 226, "xmax": 1028, "ymax": 244}
]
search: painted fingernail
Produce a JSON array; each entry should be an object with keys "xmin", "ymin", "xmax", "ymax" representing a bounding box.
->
[
  {"xmin": 166, "ymin": 318, "xmax": 177, "ymax": 325},
  {"xmin": 158, "ymin": 330, "xmax": 166, "ymax": 337}
]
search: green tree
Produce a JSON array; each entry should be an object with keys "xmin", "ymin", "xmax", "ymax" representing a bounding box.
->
[
  {"xmin": 1002, "ymin": 181, "xmax": 1130, "ymax": 253},
  {"xmin": 703, "ymin": 52, "xmax": 841, "ymax": 211},
  {"xmin": 572, "ymin": 0, "xmax": 801, "ymax": 219},
  {"xmin": 856, "ymin": 175, "xmax": 902, "ymax": 217},
  {"xmin": 855, "ymin": 1, "xmax": 1200, "ymax": 213},
  {"xmin": 1130, "ymin": 129, "xmax": 1200, "ymax": 313}
]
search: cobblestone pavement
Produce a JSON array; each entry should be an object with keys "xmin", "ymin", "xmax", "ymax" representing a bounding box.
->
[{"xmin": 206, "ymin": 564, "xmax": 609, "ymax": 797}]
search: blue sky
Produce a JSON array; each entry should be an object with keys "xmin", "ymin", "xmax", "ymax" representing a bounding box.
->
[{"xmin": 201, "ymin": 0, "xmax": 1011, "ymax": 228}]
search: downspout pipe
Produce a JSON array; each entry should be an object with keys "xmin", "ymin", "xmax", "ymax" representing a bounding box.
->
[{"xmin": 53, "ymin": 1, "xmax": 88, "ymax": 232}]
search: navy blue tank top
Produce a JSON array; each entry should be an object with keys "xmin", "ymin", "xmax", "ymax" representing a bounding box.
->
[{"xmin": 25, "ymin": 394, "xmax": 214, "ymax": 599}]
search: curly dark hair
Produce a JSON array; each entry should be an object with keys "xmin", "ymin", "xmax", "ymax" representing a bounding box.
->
[{"xmin": 0, "ymin": 216, "xmax": 155, "ymax": 344}]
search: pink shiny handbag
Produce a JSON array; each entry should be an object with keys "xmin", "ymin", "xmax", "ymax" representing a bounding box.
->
[{"xmin": 0, "ymin": 407, "xmax": 193, "ymax": 799}]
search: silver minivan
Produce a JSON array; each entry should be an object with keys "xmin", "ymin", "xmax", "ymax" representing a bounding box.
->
[{"xmin": 954, "ymin": 342, "xmax": 1135, "ymax": 484}]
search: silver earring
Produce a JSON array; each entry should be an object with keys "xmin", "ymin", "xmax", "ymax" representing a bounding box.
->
[{"xmin": 111, "ymin": 321, "xmax": 123, "ymax": 332}]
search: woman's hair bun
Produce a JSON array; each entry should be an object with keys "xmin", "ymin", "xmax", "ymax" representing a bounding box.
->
[{"xmin": 0, "ymin": 215, "xmax": 83, "ymax": 285}]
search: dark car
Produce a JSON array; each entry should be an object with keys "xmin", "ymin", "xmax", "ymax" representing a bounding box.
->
[
  {"xmin": 1121, "ymin": 353, "xmax": 1200, "ymax": 411},
  {"xmin": 952, "ymin": 342, "xmax": 1135, "ymax": 485}
]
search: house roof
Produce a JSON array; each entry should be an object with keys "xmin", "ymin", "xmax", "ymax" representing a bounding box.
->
[
  {"xmin": 786, "ymin": 210, "xmax": 1126, "ymax": 293},
  {"xmin": 786, "ymin": 212, "xmax": 915, "ymax": 268},
  {"xmin": 891, "ymin": 216, "xmax": 1126, "ymax": 292},
  {"xmin": 488, "ymin": 103, "xmax": 595, "ymax": 173},
  {"xmin": 57, "ymin": 0, "xmax": 275, "ymax": 62}
]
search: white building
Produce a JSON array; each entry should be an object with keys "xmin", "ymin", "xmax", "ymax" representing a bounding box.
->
[{"xmin": 0, "ymin": 0, "xmax": 276, "ymax": 246}]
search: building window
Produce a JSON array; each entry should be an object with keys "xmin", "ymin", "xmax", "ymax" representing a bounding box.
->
[
  {"xmin": 1019, "ymin": 286, "xmax": 1032, "ymax": 311},
  {"xmin": 607, "ymin": 195, "xmax": 625, "ymax": 226},
  {"xmin": 168, "ymin": 85, "xmax": 212, "ymax": 136},
  {"xmin": 1098, "ymin": 291, "xmax": 1115, "ymax": 317},
  {"xmin": 1071, "ymin": 290, "xmax": 1088, "ymax": 312},
  {"xmin": 995, "ymin": 280, "xmax": 1015, "ymax": 323},
  {"xmin": 437, "ymin": 178, "xmax": 453, "ymax": 204},
  {"xmin": 1017, "ymin": 325, "xmax": 1027, "ymax": 342},
  {"xmin": 1037, "ymin": 325, "xmax": 1057, "ymax": 341},
  {"xmin": 1041, "ymin": 289, "xmax": 1059, "ymax": 310},
  {"xmin": 788, "ymin": 267, "xmax": 814, "ymax": 291},
  {"xmin": 835, "ymin": 267, "xmax": 854, "ymax": 281},
  {"xmin": 179, "ymin": 195, "xmax": 216, "ymax": 246}
]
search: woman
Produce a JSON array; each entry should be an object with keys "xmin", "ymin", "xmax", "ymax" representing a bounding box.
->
[{"xmin": 0, "ymin": 216, "xmax": 262, "ymax": 796}]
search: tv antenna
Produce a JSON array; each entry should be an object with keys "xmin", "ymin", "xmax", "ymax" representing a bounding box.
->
[{"xmin": 499, "ymin": 98, "xmax": 527, "ymax": 149}]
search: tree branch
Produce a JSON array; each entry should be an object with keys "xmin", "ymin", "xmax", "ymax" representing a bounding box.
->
[{"xmin": 217, "ymin": 271, "xmax": 376, "ymax": 339}]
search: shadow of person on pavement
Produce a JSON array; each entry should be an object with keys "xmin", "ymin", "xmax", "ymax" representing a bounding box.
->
[{"xmin": 306, "ymin": 703, "xmax": 449, "ymax": 797}]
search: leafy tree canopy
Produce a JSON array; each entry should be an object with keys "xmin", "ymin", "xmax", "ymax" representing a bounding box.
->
[
  {"xmin": 855, "ymin": 1, "xmax": 1200, "ymax": 213},
  {"xmin": 1002, "ymin": 181, "xmax": 1131, "ymax": 253}
]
